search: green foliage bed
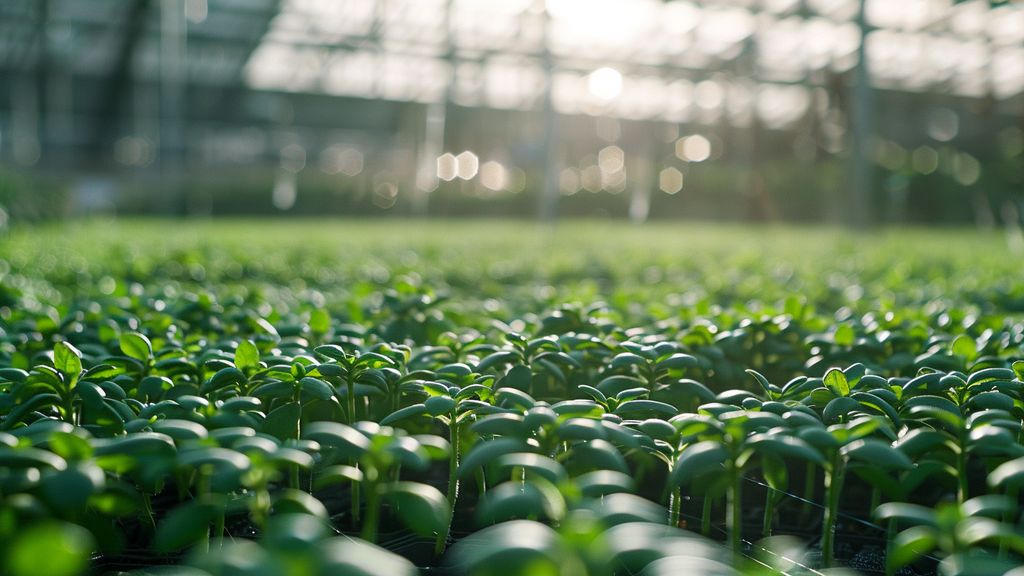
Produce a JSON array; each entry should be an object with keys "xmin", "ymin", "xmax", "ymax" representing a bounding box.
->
[{"xmin": 1, "ymin": 219, "xmax": 1023, "ymax": 576}]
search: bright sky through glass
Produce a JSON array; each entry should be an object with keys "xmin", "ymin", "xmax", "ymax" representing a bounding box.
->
[{"xmin": 244, "ymin": 0, "xmax": 1024, "ymax": 129}]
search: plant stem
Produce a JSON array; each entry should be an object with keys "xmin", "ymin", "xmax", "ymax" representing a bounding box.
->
[
  {"xmin": 701, "ymin": 494, "xmax": 712, "ymax": 536},
  {"xmin": 351, "ymin": 466, "xmax": 362, "ymax": 526},
  {"xmin": 360, "ymin": 482, "xmax": 381, "ymax": 543},
  {"xmin": 801, "ymin": 461, "xmax": 815, "ymax": 523},
  {"xmin": 885, "ymin": 517, "xmax": 896, "ymax": 576},
  {"xmin": 728, "ymin": 465, "xmax": 743, "ymax": 561},
  {"xmin": 762, "ymin": 487, "xmax": 775, "ymax": 538},
  {"xmin": 821, "ymin": 454, "xmax": 844, "ymax": 568},
  {"xmin": 669, "ymin": 487, "xmax": 682, "ymax": 528},
  {"xmin": 198, "ymin": 470, "xmax": 212, "ymax": 554},
  {"xmin": 347, "ymin": 377, "xmax": 361, "ymax": 526},
  {"xmin": 435, "ymin": 417, "xmax": 460, "ymax": 557},
  {"xmin": 347, "ymin": 379, "xmax": 356, "ymax": 425},
  {"xmin": 213, "ymin": 508, "xmax": 225, "ymax": 548},
  {"xmin": 142, "ymin": 493, "xmax": 157, "ymax": 530},
  {"xmin": 956, "ymin": 439, "xmax": 968, "ymax": 505}
]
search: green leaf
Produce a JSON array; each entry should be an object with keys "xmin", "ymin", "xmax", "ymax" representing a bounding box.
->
[
  {"xmin": 889, "ymin": 526, "xmax": 937, "ymax": 569},
  {"xmin": 824, "ymin": 368, "xmax": 850, "ymax": 397},
  {"xmin": 273, "ymin": 489, "xmax": 328, "ymax": 519},
  {"xmin": 6, "ymin": 522, "xmax": 94, "ymax": 576},
  {"xmin": 875, "ymin": 502, "xmax": 938, "ymax": 527},
  {"xmin": 843, "ymin": 439, "xmax": 913, "ymax": 470},
  {"xmin": 314, "ymin": 464, "xmax": 364, "ymax": 490},
  {"xmin": 475, "ymin": 480, "xmax": 565, "ymax": 525},
  {"xmin": 613, "ymin": 399, "xmax": 678, "ymax": 419},
  {"xmin": 425, "ymin": 395, "xmax": 456, "ymax": 416},
  {"xmin": 574, "ymin": 469, "xmax": 634, "ymax": 497},
  {"xmin": 382, "ymin": 482, "xmax": 450, "ymax": 536},
  {"xmin": 303, "ymin": 421, "xmax": 371, "ymax": 458},
  {"xmin": 494, "ymin": 453, "xmax": 567, "ymax": 485},
  {"xmin": 951, "ymin": 335, "xmax": 977, "ymax": 361},
  {"xmin": 502, "ymin": 365, "xmax": 533, "ymax": 391},
  {"xmin": 834, "ymin": 324, "xmax": 855, "ymax": 347},
  {"xmin": 39, "ymin": 463, "xmax": 105, "ymax": 512},
  {"xmin": 1012, "ymin": 360, "xmax": 1024, "ymax": 382},
  {"xmin": 309, "ymin": 308, "xmax": 331, "ymax": 334},
  {"xmin": 746, "ymin": 369, "xmax": 774, "ymax": 399},
  {"xmin": 569, "ymin": 439, "xmax": 630, "ymax": 475},
  {"xmin": 458, "ymin": 437, "xmax": 532, "ymax": 479},
  {"xmin": 748, "ymin": 434, "xmax": 824, "ymax": 464},
  {"xmin": 989, "ymin": 456, "xmax": 1024, "ymax": 489},
  {"xmin": 120, "ymin": 332, "xmax": 153, "ymax": 363},
  {"xmin": 156, "ymin": 500, "xmax": 217, "ymax": 552},
  {"xmin": 262, "ymin": 403, "xmax": 302, "ymax": 441},
  {"xmin": 319, "ymin": 538, "xmax": 419, "ymax": 576},
  {"xmin": 380, "ymin": 404, "xmax": 429, "ymax": 425},
  {"xmin": 53, "ymin": 341, "xmax": 82, "ymax": 382},
  {"xmin": 299, "ymin": 377, "xmax": 335, "ymax": 401},
  {"xmin": 234, "ymin": 340, "xmax": 260, "ymax": 372},
  {"xmin": 666, "ymin": 441, "xmax": 728, "ymax": 489},
  {"xmin": 656, "ymin": 353, "xmax": 698, "ymax": 371}
]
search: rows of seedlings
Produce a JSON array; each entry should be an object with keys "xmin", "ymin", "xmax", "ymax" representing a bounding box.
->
[{"xmin": 2, "ymin": 223, "xmax": 1024, "ymax": 576}]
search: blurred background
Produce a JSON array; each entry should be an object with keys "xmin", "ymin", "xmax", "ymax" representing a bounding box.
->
[{"xmin": 0, "ymin": 0, "xmax": 1021, "ymax": 225}]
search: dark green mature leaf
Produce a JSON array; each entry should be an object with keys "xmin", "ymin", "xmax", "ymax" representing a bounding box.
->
[
  {"xmin": 383, "ymin": 482, "xmax": 450, "ymax": 536},
  {"xmin": 303, "ymin": 421, "xmax": 371, "ymax": 457},
  {"xmin": 667, "ymin": 441, "xmax": 728, "ymax": 489},
  {"xmin": 156, "ymin": 500, "xmax": 217, "ymax": 552},
  {"xmin": 614, "ymin": 399, "xmax": 678, "ymax": 419},
  {"xmin": 380, "ymin": 403, "xmax": 429, "ymax": 425},
  {"xmin": 458, "ymin": 438, "xmax": 534, "ymax": 479},
  {"xmin": 989, "ymin": 456, "xmax": 1024, "ymax": 489},
  {"xmin": 843, "ymin": 439, "xmax": 913, "ymax": 470},
  {"xmin": 475, "ymin": 481, "xmax": 564, "ymax": 525},
  {"xmin": 502, "ymin": 365, "xmax": 533, "ymax": 391},
  {"xmin": 748, "ymin": 434, "xmax": 824, "ymax": 464},
  {"xmin": 39, "ymin": 463, "xmax": 105, "ymax": 512},
  {"xmin": 494, "ymin": 453, "xmax": 567, "ymax": 485}
]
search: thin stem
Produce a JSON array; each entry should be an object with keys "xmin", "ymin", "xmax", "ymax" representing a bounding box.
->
[
  {"xmin": 142, "ymin": 493, "xmax": 157, "ymax": 530},
  {"xmin": 956, "ymin": 439, "xmax": 968, "ymax": 505},
  {"xmin": 348, "ymin": 377, "xmax": 361, "ymax": 526},
  {"xmin": 360, "ymin": 482, "xmax": 381, "ymax": 543},
  {"xmin": 347, "ymin": 379, "xmax": 356, "ymax": 425},
  {"xmin": 198, "ymin": 470, "xmax": 212, "ymax": 554},
  {"xmin": 728, "ymin": 465, "xmax": 743, "ymax": 561},
  {"xmin": 762, "ymin": 487, "xmax": 775, "ymax": 538},
  {"xmin": 885, "ymin": 517, "xmax": 896, "ymax": 576},
  {"xmin": 701, "ymin": 494, "xmax": 712, "ymax": 536},
  {"xmin": 213, "ymin": 508, "xmax": 225, "ymax": 548},
  {"xmin": 435, "ymin": 416, "xmax": 460, "ymax": 557},
  {"xmin": 801, "ymin": 461, "xmax": 816, "ymax": 523},
  {"xmin": 821, "ymin": 454, "xmax": 844, "ymax": 569},
  {"xmin": 669, "ymin": 487, "xmax": 682, "ymax": 528}
]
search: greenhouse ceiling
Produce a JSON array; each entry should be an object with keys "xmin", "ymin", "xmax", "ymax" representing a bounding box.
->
[{"xmin": 1, "ymin": 0, "xmax": 1022, "ymax": 130}]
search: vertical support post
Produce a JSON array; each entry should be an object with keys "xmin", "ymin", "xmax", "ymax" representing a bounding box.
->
[
  {"xmin": 848, "ymin": 0, "xmax": 874, "ymax": 227},
  {"xmin": 414, "ymin": 0, "xmax": 453, "ymax": 216},
  {"xmin": 538, "ymin": 6, "xmax": 559, "ymax": 223},
  {"xmin": 628, "ymin": 134, "xmax": 653, "ymax": 223},
  {"xmin": 160, "ymin": 0, "xmax": 187, "ymax": 214}
]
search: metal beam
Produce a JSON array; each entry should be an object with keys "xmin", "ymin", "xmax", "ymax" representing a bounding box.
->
[{"xmin": 89, "ymin": 0, "xmax": 151, "ymax": 161}]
